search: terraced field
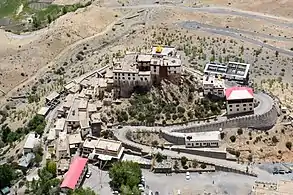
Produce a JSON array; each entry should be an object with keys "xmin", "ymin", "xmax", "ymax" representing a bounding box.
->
[{"xmin": 0, "ymin": 0, "xmax": 91, "ymax": 32}]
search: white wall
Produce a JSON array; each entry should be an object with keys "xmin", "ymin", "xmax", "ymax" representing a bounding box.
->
[
  {"xmin": 168, "ymin": 66, "xmax": 181, "ymax": 74},
  {"xmin": 185, "ymin": 140, "xmax": 219, "ymax": 148},
  {"xmin": 227, "ymin": 101, "xmax": 254, "ymax": 115},
  {"xmin": 203, "ymin": 88, "xmax": 225, "ymax": 97}
]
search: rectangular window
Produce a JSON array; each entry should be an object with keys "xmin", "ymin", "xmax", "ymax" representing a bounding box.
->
[
  {"xmin": 114, "ymin": 73, "xmax": 117, "ymax": 76},
  {"xmin": 133, "ymin": 77, "xmax": 135, "ymax": 80},
  {"xmin": 154, "ymin": 69, "xmax": 156, "ymax": 72},
  {"xmin": 114, "ymin": 77, "xmax": 117, "ymax": 79},
  {"xmin": 243, "ymin": 104, "xmax": 246, "ymax": 107},
  {"xmin": 122, "ymin": 77, "xmax": 125, "ymax": 80},
  {"xmin": 128, "ymin": 77, "xmax": 130, "ymax": 80},
  {"xmin": 244, "ymin": 108, "xmax": 246, "ymax": 111},
  {"xmin": 145, "ymin": 78, "xmax": 147, "ymax": 81},
  {"xmin": 237, "ymin": 108, "xmax": 239, "ymax": 111},
  {"xmin": 250, "ymin": 108, "xmax": 253, "ymax": 110},
  {"xmin": 230, "ymin": 109, "xmax": 232, "ymax": 111},
  {"xmin": 236, "ymin": 105, "xmax": 239, "ymax": 107},
  {"xmin": 128, "ymin": 73, "xmax": 130, "ymax": 76},
  {"xmin": 249, "ymin": 103, "xmax": 253, "ymax": 106},
  {"xmin": 229, "ymin": 105, "xmax": 232, "ymax": 107},
  {"xmin": 174, "ymin": 71, "xmax": 176, "ymax": 74},
  {"xmin": 140, "ymin": 78, "xmax": 143, "ymax": 81}
]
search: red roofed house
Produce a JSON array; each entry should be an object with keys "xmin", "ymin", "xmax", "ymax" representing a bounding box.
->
[
  {"xmin": 60, "ymin": 157, "xmax": 88, "ymax": 192},
  {"xmin": 225, "ymin": 87, "xmax": 254, "ymax": 115}
]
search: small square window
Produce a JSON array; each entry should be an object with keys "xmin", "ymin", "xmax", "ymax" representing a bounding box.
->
[
  {"xmin": 122, "ymin": 77, "xmax": 125, "ymax": 80},
  {"xmin": 237, "ymin": 109, "xmax": 239, "ymax": 111},
  {"xmin": 250, "ymin": 108, "xmax": 253, "ymax": 110},
  {"xmin": 128, "ymin": 73, "xmax": 130, "ymax": 76},
  {"xmin": 243, "ymin": 104, "xmax": 246, "ymax": 107},
  {"xmin": 128, "ymin": 77, "xmax": 130, "ymax": 80},
  {"xmin": 230, "ymin": 109, "xmax": 232, "ymax": 111},
  {"xmin": 145, "ymin": 78, "xmax": 147, "ymax": 81},
  {"xmin": 174, "ymin": 71, "xmax": 176, "ymax": 74},
  {"xmin": 244, "ymin": 108, "xmax": 246, "ymax": 111},
  {"xmin": 122, "ymin": 73, "xmax": 124, "ymax": 76},
  {"xmin": 229, "ymin": 105, "xmax": 232, "ymax": 107},
  {"xmin": 236, "ymin": 105, "xmax": 239, "ymax": 107},
  {"xmin": 140, "ymin": 78, "xmax": 143, "ymax": 81}
]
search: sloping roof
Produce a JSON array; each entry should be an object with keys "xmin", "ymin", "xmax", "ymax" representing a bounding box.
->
[
  {"xmin": 46, "ymin": 91, "xmax": 60, "ymax": 101},
  {"xmin": 37, "ymin": 107, "xmax": 50, "ymax": 116},
  {"xmin": 1, "ymin": 187, "xmax": 10, "ymax": 194},
  {"xmin": 18, "ymin": 153, "xmax": 35, "ymax": 168},
  {"xmin": 24, "ymin": 133, "xmax": 38, "ymax": 149},
  {"xmin": 60, "ymin": 157, "xmax": 88, "ymax": 190},
  {"xmin": 225, "ymin": 87, "xmax": 253, "ymax": 100}
]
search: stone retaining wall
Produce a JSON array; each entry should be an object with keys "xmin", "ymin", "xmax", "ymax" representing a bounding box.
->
[
  {"xmin": 170, "ymin": 147, "xmax": 227, "ymax": 160},
  {"xmin": 172, "ymin": 105, "xmax": 278, "ymax": 134}
]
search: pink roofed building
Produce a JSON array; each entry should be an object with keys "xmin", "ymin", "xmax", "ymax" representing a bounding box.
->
[
  {"xmin": 225, "ymin": 87, "xmax": 254, "ymax": 115},
  {"xmin": 60, "ymin": 157, "xmax": 88, "ymax": 192}
]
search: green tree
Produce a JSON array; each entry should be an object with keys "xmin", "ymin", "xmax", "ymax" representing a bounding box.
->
[
  {"xmin": 0, "ymin": 164, "xmax": 16, "ymax": 188},
  {"xmin": 62, "ymin": 7, "xmax": 68, "ymax": 15},
  {"xmin": 46, "ymin": 161, "xmax": 57, "ymax": 177},
  {"xmin": 109, "ymin": 161, "xmax": 142, "ymax": 192},
  {"xmin": 272, "ymin": 136, "xmax": 279, "ymax": 143},
  {"xmin": 28, "ymin": 167, "xmax": 60, "ymax": 195},
  {"xmin": 34, "ymin": 154, "xmax": 42, "ymax": 166},
  {"xmin": 47, "ymin": 15, "xmax": 52, "ymax": 24},
  {"xmin": 28, "ymin": 115, "xmax": 46, "ymax": 136},
  {"xmin": 180, "ymin": 156, "xmax": 188, "ymax": 167},
  {"xmin": 1, "ymin": 124, "xmax": 11, "ymax": 143},
  {"xmin": 286, "ymin": 141, "xmax": 292, "ymax": 150},
  {"xmin": 32, "ymin": 16, "xmax": 41, "ymax": 29},
  {"xmin": 230, "ymin": 135, "xmax": 236, "ymax": 143},
  {"xmin": 237, "ymin": 128, "xmax": 243, "ymax": 135},
  {"xmin": 71, "ymin": 187, "xmax": 97, "ymax": 195}
]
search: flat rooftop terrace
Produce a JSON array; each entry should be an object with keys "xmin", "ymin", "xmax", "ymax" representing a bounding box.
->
[
  {"xmin": 113, "ymin": 53, "xmax": 138, "ymax": 73},
  {"xmin": 204, "ymin": 62, "xmax": 250, "ymax": 79}
]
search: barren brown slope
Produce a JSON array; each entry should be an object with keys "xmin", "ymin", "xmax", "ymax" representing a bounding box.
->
[
  {"xmin": 201, "ymin": 0, "xmax": 293, "ymax": 18},
  {"xmin": 0, "ymin": 5, "xmax": 119, "ymax": 94}
]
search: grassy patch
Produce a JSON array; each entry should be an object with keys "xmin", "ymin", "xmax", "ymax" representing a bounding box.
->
[
  {"xmin": 1, "ymin": 0, "xmax": 92, "ymax": 32},
  {"xmin": 0, "ymin": 0, "xmax": 23, "ymax": 18}
]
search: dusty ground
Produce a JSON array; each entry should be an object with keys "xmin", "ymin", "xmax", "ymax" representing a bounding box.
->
[
  {"xmin": 0, "ymin": 5, "xmax": 119, "ymax": 93},
  {"xmin": 200, "ymin": 0, "xmax": 293, "ymax": 19},
  {"xmin": 1, "ymin": 0, "xmax": 293, "ymax": 164},
  {"xmin": 223, "ymin": 124, "xmax": 293, "ymax": 163}
]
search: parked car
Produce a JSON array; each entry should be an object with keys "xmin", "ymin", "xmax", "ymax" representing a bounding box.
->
[
  {"xmin": 138, "ymin": 184, "xmax": 144, "ymax": 192},
  {"xmin": 186, "ymin": 172, "xmax": 190, "ymax": 180},
  {"xmin": 86, "ymin": 170, "xmax": 92, "ymax": 178}
]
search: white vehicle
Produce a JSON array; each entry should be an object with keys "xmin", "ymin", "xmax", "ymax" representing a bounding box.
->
[
  {"xmin": 86, "ymin": 170, "xmax": 92, "ymax": 178},
  {"xmin": 138, "ymin": 184, "xmax": 144, "ymax": 192},
  {"xmin": 186, "ymin": 172, "xmax": 190, "ymax": 180}
]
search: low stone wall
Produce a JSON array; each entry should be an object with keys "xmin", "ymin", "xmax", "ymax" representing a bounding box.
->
[
  {"xmin": 215, "ymin": 165, "xmax": 257, "ymax": 177},
  {"xmin": 170, "ymin": 147, "xmax": 227, "ymax": 160},
  {"xmin": 172, "ymin": 105, "xmax": 278, "ymax": 134},
  {"xmin": 162, "ymin": 131, "xmax": 185, "ymax": 145}
]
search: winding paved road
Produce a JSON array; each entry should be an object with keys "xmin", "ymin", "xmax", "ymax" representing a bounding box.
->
[{"xmin": 113, "ymin": 126, "xmax": 272, "ymax": 177}]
